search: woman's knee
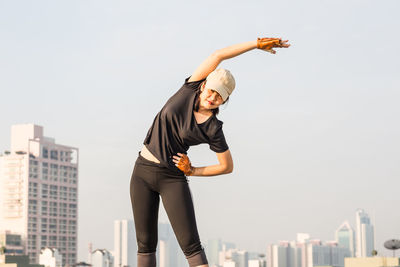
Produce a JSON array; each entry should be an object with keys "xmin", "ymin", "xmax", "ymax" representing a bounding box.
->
[
  {"xmin": 185, "ymin": 247, "xmax": 208, "ymax": 267},
  {"xmin": 136, "ymin": 234, "xmax": 157, "ymax": 253},
  {"xmin": 182, "ymin": 241, "xmax": 204, "ymax": 257}
]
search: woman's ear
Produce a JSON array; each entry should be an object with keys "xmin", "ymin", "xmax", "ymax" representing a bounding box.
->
[{"xmin": 200, "ymin": 81, "xmax": 205, "ymax": 92}]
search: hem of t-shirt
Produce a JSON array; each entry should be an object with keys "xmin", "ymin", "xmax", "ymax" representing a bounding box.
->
[
  {"xmin": 143, "ymin": 143, "xmax": 186, "ymax": 174},
  {"xmin": 142, "ymin": 143, "xmax": 164, "ymax": 166}
]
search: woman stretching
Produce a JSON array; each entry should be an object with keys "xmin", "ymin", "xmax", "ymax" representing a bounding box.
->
[{"xmin": 130, "ymin": 37, "xmax": 290, "ymax": 267}]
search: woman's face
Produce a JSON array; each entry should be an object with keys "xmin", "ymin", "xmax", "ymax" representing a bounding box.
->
[{"xmin": 199, "ymin": 83, "xmax": 224, "ymax": 110}]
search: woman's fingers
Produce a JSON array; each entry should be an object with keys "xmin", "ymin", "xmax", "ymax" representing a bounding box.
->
[
  {"xmin": 172, "ymin": 155, "xmax": 181, "ymax": 164},
  {"xmin": 280, "ymin": 40, "xmax": 290, "ymax": 47}
]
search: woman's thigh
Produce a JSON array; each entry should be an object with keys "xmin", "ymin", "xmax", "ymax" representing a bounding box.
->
[
  {"xmin": 159, "ymin": 177, "xmax": 203, "ymax": 256},
  {"xmin": 130, "ymin": 162, "xmax": 160, "ymax": 252}
]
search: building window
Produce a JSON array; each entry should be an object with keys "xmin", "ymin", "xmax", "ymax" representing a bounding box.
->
[
  {"xmin": 28, "ymin": 199, "xmax": 37, "ymax": 215},
  {"xmin": 49, "ymin": 235, "xmax": 57, "ymax": 247},
  {"xmin": 29, "ymin": 182, "xmax": 38, "ymax": 198},
  {"xmin": 49, "ymin": 218, "xmax": 57, "ymax": 234},
  {"xmin": 41, "ymin": 201, "xmax": 48, "ymax": 216},
  {"xmin": 50, "ymin": 185, "xmax": 58, "ymax": 200},
  {"xmin": 69, "ymin": 187, "xmax": 77, "ymax": 202},
  {"xmin": 42, "ymin": 162, "xmax": 49, "ymax": 180},
  {"xmin": 60, "ymin": 219, "xmax": 67, "ymax": 234},
  {"xmin": 41, "ymin": 184, "xmax": 48, "ymax": 199},
  {"xmin": 60, "ymin": 186, "xmax": 68, "ymax": 201},
  {"xmin": 69, "ymin": 203, "xmax": 77, "ymax": 218},
  {"xmin": 42, "ymin": 147, "xmax": 48, "ymax": 158},
  {"xmin": 50, "ymin": 150, "xmax": 58, "ymax": 160},
  {"xmin": 50, "ymin": 202, "xmax": 58, "ymax": 217},
  {"xmin": 60, "ymin": 203, "xmax": 67, "ymax": 218}
]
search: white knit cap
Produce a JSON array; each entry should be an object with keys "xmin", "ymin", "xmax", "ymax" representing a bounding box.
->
[{"xmin": 205, "ymin": 68, "xmax": 235, "ymax": 101}]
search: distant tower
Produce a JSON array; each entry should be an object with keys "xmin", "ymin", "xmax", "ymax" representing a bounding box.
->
[
  {"xmin": 113, "ymin": 220, "xmax": 136, "ymax": 267},
  {"xmin": 335, "ymin": 221, "xmax": 355, "ymax": 257},
  {"xmin": 355, "ymin": 209, "xmax": 375, "ymax": 257},
  {"xmin": 207, "ymin": 239, "xmax": 222, "ymax": 267},
  {"xmin": 88, "ymin": 243, "xmax": 93, "ymax": 263}
]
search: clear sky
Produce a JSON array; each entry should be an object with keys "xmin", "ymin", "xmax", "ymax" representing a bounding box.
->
[{"xmin": 1, "ymin": 0, "xmax": 399, "ymax": 261}]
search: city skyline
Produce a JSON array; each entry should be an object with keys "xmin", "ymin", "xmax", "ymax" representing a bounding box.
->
[
  {"xmin": 86, "ymin": 210, "xmax": 385, "ymax": 267},
  {"xmin": 1, "ymin": 0, "xmax": 399, "ymax": 263}
]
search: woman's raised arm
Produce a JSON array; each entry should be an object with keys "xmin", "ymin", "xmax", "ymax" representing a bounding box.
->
[{"xmin": 188, "ymin": 38, "xmax": 290, "ymax": 82}]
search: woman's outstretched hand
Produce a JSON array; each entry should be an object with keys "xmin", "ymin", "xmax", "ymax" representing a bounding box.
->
[
  {"xmin": 173, "ymin": 153, "xmax": 194, "ymax": 176},
  {"xmin": 257, "ymin": 37, "xmax": 290, "ymax": 54}
]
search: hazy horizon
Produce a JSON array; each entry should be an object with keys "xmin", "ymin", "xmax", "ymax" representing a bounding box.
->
[{"xmin": 1, "ymin": 0, "xmax": 399, "ymax": 261}]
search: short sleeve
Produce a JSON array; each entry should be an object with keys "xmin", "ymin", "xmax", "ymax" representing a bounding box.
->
[
  {"xmin": 209, "ymin": 124, "xmax": 229, "ymax": 153},
  {"xmin": 183, "ymin": 76, "xmax": 206, "ymax": 91}
]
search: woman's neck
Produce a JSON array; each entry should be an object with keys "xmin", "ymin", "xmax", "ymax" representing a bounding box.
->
[{"xmin": 197, "ymin": 106, "xmax": 213, "ymax": 116}]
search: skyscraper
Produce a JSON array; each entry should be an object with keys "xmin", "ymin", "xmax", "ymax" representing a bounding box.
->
[
  {"xmin": 207, "ymin": 239, "xmax": 222, "ymax": 267},
  {"xmin": 266, "ymin": 242, "xmax": 290, "ymax": 267},
  {"xmin": 355, "ymin": 209, "xmax": 374, "ymax": 257},
  {"xmin": 335, "ymin": 221, "xmax": 355, "ymax": 257},
  {"xmin": 0, "ymin": 124, "xmax": 79, "ymax": 266},
  {"xmin": 113, "ymin": 220, "xmax": 136, "ymax": 267}
]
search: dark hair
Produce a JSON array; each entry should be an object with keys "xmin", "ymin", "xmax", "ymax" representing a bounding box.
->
[{"xmin": 194, "ymin": 81, "xmax": 229, "ymax": 116}]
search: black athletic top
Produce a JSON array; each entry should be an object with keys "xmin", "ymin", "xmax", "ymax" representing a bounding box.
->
[{"xmin": 143, "ymin": 76, "xmax": 229, "ymax": 172}]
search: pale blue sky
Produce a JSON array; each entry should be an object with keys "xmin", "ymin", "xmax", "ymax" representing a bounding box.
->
[{"xmin": 1, "ymin": 0, "xmax": 399, "ymax": 261}]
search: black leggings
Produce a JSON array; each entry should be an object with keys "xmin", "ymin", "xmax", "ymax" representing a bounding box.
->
[{"xmin": 130, "ymin": 153, "xmax": 208, "ymax": 267}]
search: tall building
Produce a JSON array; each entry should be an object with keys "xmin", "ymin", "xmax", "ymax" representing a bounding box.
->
[
  {"xmin": 335, "ymin": 221, "xmax": 355, "ymax": 257},
  {"xmin": 113, "ymin": 220, "xmax": 136, "ymax": 267},
  {"xmin": 0, "ymin": 124, "xmax": 79, "ymax": 266},
  {"xmin": 207, "ymin": 239, "xmax": 222, "ymax": 267},
  {"xmin": 355, "ymin": 209, "xmax": 374, "ymax": 257},
  {"xmin": 267, "ymin": 241, "xmax": 290, "ymax": 267}
]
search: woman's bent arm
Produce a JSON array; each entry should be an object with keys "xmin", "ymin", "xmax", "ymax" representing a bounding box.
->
[{"xmin": 191, "ymin": 150, "xmax": 234, "ymax": 176}]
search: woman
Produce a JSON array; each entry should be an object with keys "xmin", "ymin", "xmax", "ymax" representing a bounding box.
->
[{"xmin": 130, "ymin": 37, "xmax": 290, "ymax": 267}]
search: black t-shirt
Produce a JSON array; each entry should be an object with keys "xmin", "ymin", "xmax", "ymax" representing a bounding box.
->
[{"xmin": 143, "ymin": 77, "xmax": 229, "ymax": 172}]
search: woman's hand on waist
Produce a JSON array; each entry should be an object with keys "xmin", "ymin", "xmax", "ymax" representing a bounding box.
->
[
  {"xmin": 173, "ymin": 150, "xmax": 233, "ymax": 177},
  {"xmin": 173, "ymin": 153, "xmax": 194, "ymax": 176}
]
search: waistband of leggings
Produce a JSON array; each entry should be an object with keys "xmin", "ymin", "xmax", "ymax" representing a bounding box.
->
[
  {"xmin": 137, "ymin": 151, "xmax": 162, "ymax": 166},
  {"xmin": 136, "ymin": 152, "xmax": 184, "ymax": 176}
]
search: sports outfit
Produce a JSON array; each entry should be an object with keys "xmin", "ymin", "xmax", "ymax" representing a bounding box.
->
[{"xmin": 130, "ymin": 77, "xmax": 229, "ymax": 267}]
